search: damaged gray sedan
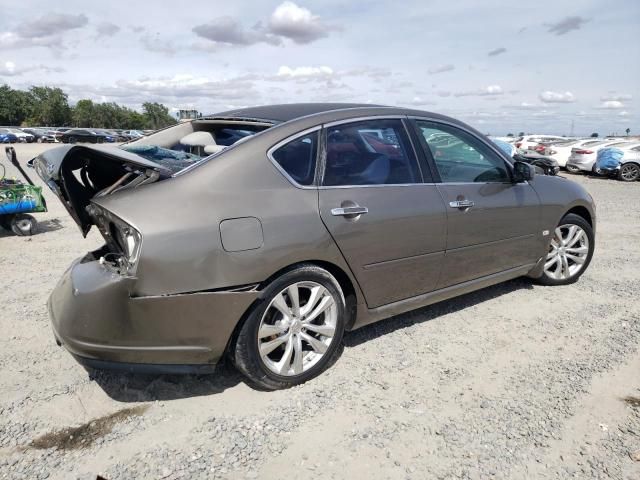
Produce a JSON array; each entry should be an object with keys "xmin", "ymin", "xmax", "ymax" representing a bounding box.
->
[{"xmin": 37, "ymin": 103, "xmax": 596, "ymax": 390}]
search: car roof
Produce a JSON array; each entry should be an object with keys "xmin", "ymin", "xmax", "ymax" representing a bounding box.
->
[{"xmin": 207, "ymin": 103, "xmax": 384, "ymax": 123}]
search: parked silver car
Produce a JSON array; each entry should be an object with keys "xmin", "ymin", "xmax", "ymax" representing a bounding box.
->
[{"xmin": 36, "ymin": 104, "xmax": 596, "ymax": 389}]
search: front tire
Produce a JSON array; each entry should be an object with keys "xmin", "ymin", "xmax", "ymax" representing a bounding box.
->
[
  {"xmin": 538, "ymin": 213, "xmax": 594, "ymax": 286},
  {"xmin": 233, "ymin": 265, "xmax": 346, "ymax": 390}
]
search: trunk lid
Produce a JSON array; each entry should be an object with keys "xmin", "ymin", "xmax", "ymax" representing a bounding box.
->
[{"xmin": 34, "ymin": 145, "xmax": 173, "ymax": 236}]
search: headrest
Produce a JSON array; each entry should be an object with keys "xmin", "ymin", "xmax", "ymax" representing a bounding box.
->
[
  {"xmin": 204, "ymin": 145, "xmax": 226, "ymax": 154},
  {"xmin": 180, "ymin": 131, "xmax": 215, "ymax": 146}
]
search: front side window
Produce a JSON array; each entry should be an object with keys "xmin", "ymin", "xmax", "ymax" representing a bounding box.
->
[
  {"xmin": 271, "ymin": 131, "xmax": 318, "ymax": 186},
  {"xmin": 416, "ymin": 121, "xmax": 510, "ymax": 183},
  {"xmin": 323, "ymin": 119, "xmax": 421, "ymax": 186}
]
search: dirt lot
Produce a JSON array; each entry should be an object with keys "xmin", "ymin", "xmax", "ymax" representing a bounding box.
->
[{"xmin": 1, "ymin": 143, "xmax": 639, "ymax": 480}]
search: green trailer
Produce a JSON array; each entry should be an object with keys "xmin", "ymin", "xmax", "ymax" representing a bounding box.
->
[{"xmin": 1, "ymin": 147, "xmax": 47, "ymax": 235}]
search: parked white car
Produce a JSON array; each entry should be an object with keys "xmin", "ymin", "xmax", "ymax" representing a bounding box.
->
[
  {"xmin": 566, "ymin": 140, "xmax": 634, "ymax": 173},
  {"xmin": 611, "ymin": 142, "xmax": 640, "ymax": 182},
  {"xmin": 6, "ymin": 128, "xmax": 34, "ymax": 143},
  {"xmin": 515, "ymin": 135, "xmax": 568, "ymax": 151},
  {"xmin": 548, "ymin": 139, "xmax": 607, "ymax": 167}
]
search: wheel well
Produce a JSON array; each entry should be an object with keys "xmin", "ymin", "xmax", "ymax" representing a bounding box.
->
[
  {"xmin": 224, "ymin": 260, "xmax": 359, "ymax": 359},
  {"xmin": 566, "ymin": 206, "xmax": 592, "ymax": 226},
  {"xmin": 258, "ymin": 260, "xmax": 359, "ymax": 330}
]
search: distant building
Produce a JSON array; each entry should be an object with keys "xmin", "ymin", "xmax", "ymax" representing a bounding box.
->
[{"xmin": 177, "ymin": 109, "xmax": 200, "ymax": 121}]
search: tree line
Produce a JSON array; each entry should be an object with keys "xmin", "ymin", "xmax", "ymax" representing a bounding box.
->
[{"xmin": 0, "ymin": 84, "xmax": 177, "ymax": 130}]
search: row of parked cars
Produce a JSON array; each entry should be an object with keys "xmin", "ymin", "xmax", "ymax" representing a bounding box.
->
[
  {"xmin": 0, "ymin": 127, "xmax": 149, "ymax": 144},
  {"xmin": 494, "ymin": 135, "xmax": 640, "ymax": 182}
]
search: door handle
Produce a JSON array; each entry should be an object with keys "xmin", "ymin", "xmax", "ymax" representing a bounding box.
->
[
  {"xmin": 449, "ymin": 200, "xmax": 474, "ymax": 209},
  {"xmin": 331, "ymin": 206, "xmax": 369, "ymax": 216}
]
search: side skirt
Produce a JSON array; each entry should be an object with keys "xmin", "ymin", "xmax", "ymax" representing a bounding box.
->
[{"xmin": 352, "ymin": 263, "xmax": 536, "ymax": 329}]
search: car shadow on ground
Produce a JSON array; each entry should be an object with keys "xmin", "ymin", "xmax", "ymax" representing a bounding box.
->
[
  {"xmin": 89, "ymin": 361, "xmax": 243, "ymax": 402},
  {"xmin": 91, "ymin": 277, "xmax": 535, "ymax": 401},
  {"xmin": 344, "ymin": 277, "xmax": 534, "ymax": 348}
]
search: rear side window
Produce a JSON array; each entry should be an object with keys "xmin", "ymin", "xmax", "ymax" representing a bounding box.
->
[
  {"xmin": 271, "ymin": 131, "xmax": 318, "ymax": 186},
  {"xmin": 323, "ymin": 119, "xmax": 421, "ymax": 186}
]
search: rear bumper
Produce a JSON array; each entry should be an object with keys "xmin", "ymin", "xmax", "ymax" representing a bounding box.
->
[{"xmin": 49, "ymin": 256, "xmax": 259, "ymax": 372}]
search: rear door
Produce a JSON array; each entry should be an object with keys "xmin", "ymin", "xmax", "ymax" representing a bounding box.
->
[
  {"xmin": 411, "ymin": 119, "xmax": 541, "ymax": 288},
  {"xmin": 317, "ymin": 118, "xmax": 447, "ymax": 308}
]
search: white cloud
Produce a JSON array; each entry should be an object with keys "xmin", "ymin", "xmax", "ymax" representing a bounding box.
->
[
  {"xmin": 16, "ymin": 13, "xmax": 88, "ymax": 39},
  {"xmin": 539, "ymin": 91, "xmax": 575, "ymax": 103},
  {"xmin": 0, "ymin": 60, "xmax": 64, "ymax": 76},
  {"xmin": 268, "ymin": 1, "xmax": 335, "ymax": 44},
  {"xmin": 277, "ymin": 65, "xmax": 333, "ymax": 78},
  {"xmin": 601, "ymin": 93, "xmax": 632, "ymax": 102},
  {"xmin": 192, "ymin": 2, "xmax": 335, "ymax": 48},
  {"xmin": 619, "ymin": 111, "xmax": 630, "ymax": 117},
  {"xmin": 455, "ymin": 85, "xmax": 503, "ymax": 97},
  {"xmin": 599, "ymin": 100, "xmax": 624, "ymax": 109},
  {"xmin": 428, "ymin": 64, "xmax": 455, "ymax": 74}
]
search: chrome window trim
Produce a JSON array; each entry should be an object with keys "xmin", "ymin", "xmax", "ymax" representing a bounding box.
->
[
  {"xmin": 318, "ymin": 183, "xmax": 437, "ymax": 190},
  {"xmin": 322, "ymin": 114, "xmax": 407, "ymax": 128},
  {"xmin": 266, "ymin": 125, "xmax": 322, "ymax": 190}
]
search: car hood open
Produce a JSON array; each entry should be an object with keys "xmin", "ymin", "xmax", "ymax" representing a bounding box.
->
[{"xmin": 34, "ymin": 144, "xmax": 173, "ymax": 236}]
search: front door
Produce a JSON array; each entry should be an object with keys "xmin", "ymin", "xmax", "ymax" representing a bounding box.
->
[
  {"xmin": 318, "ymin": 118, "xmax": 447, "ymax": 308},
  {"xmin": 412, "ymin": 120, "xmax": 541, "ymax": 288}
]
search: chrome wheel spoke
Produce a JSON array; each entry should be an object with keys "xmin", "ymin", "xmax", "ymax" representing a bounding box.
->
[
  {"xmin": 272, "ymin": 293, "xmax": 291, "ymax": 317},
  {"xmin": 300, "ymin": 332, "xmax": 328, "ymax": 354},
  {"xmin": 275, "ymin": 336, "xmax": 294, "ymax": 374},
  {"xmin": 258, "ymin": 323, "xmax": 287, "ymax": 339},
  {"xmin": 566, "ymin": 246, "xmax": 588, "ymax": 255},
  {"xmin": 544, "ymin": 255, "xmax": 559, "ymax": 271},
  {"xmin": 260, "ymin": 334, "xmax": 289, "ymax": 356},
  {"xmin": 565, "ymin": 253, "xmax": 585, "ymax": 264},
  {"xmin": 560, "ymin": 254, "xmax": 570, "ymax": 278},
  {"xmin": 305, "ymin": 295, "xmax": 334, "ymax": 323},
  {"xmin": 300, "ymin": 285, "xmax": 326, "ymax": 317},
  {"xmin": 303, "ymin": 322, "xmax": 336, "ymax": 337},
  {"xmin": 292, "ymin": 335, "xmax": 304, "ymax": 375},
  {"xmin": 288, "ymin": 285, "xmax": 300, "ymax": 317}
]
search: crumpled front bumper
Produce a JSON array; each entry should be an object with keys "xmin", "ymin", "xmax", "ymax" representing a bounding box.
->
[{"xmin": 49, "ymin": 256, "xmax": 259, "ymax": 373}]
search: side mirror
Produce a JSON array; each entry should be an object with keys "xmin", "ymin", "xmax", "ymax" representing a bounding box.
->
[{"xmin": 513, "ymin": 160, "xmax": 535, "ymax": 182}]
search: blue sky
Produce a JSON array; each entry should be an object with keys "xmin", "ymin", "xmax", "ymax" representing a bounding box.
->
[{"xmin": 0, "ymin": 0, "xmax": 637, "ymax": 135}]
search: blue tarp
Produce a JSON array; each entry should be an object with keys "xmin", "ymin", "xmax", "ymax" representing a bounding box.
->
[
  {"xmin": 596, "ymin": 147, "xmax": 624, "ymax": 170},
  {"xmin": 491, "ymin": 139, "xmax": 516, "ymax": 158}
]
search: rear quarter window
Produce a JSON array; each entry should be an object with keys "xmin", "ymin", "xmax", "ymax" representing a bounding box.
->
[{"xmin": 271, "ymin": 131, "xmax": 319, "ymax": 186}]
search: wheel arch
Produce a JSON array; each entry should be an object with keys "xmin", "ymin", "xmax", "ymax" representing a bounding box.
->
[
  {"xmin": 565, "ymin": 205, "xmax": 593, "ymax": 227},
  {"xmin": 223, "ymin": 259, "xmax": 360, "ymax": 360}
]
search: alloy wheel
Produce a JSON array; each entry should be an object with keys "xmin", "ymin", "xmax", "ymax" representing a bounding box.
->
[
  {"xmin": 544, "ymin": 224, "xmax": 589, "ymax": 280},
  {"xmin": 620, "ymin": 163, "xmax": 640, "ymax": 182},
  {"xmin": 258, "ymin": 281, "xmax": 338, "ymax": 376}
]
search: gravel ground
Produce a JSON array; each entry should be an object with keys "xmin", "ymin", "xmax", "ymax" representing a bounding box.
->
[{"xmin": 1, "ymin": 143, "xmax": 639, "ymax": 480}]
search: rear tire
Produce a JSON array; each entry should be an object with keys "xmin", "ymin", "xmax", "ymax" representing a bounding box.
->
[
  {"xmin": 233, "ymin": 264, "xmax": 346, "ymax": 390},
  {"xmin": 10, "ymin": 214, "xmax": 37, "ymax": 236},
  {"xmin": 537, "ymin": 213, "xmax": 594, "ymax": 286},
  {"xmin": 618, "ymin": 163, "xmax": 640, "ymax": 182},
  {"xmin": 565, "ymin": 164, "xmax": 581, "ymax": 174}
]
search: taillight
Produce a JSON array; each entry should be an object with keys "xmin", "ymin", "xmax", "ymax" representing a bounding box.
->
[{"xmin": 575, "ymin": 149, "xmax": 593, "ymax": 154}]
